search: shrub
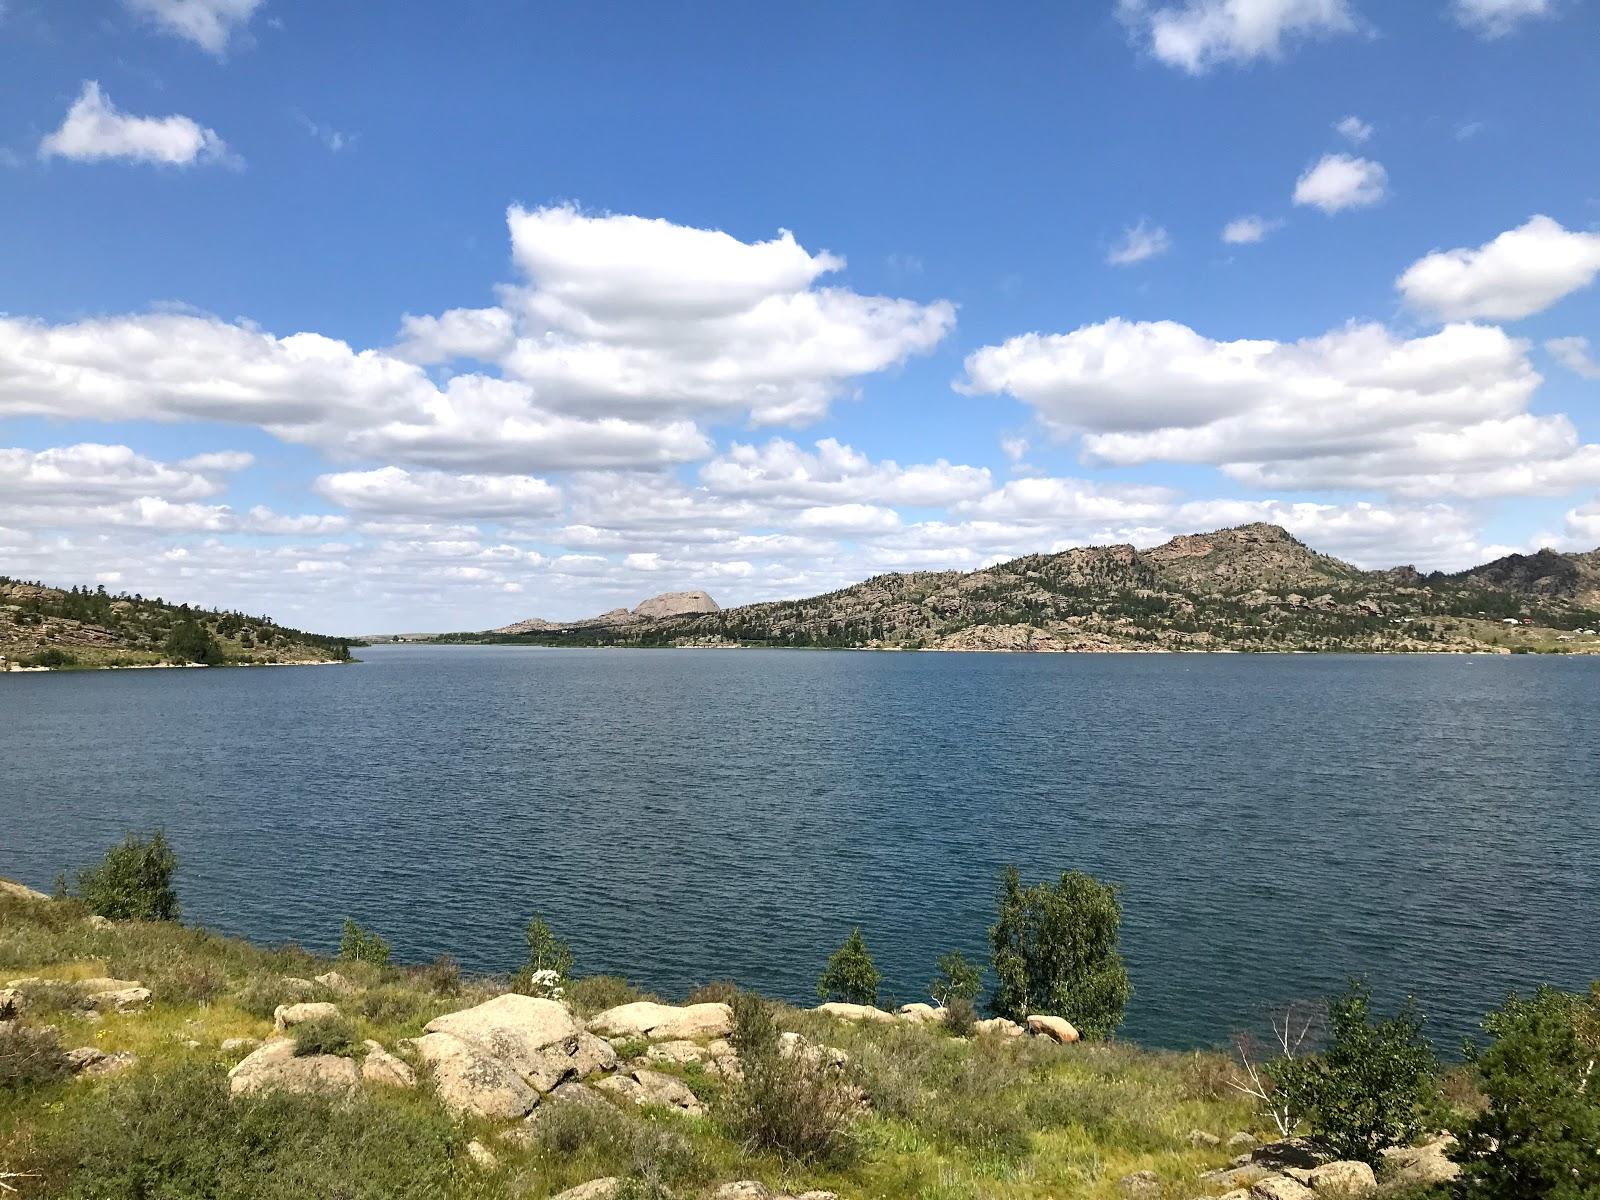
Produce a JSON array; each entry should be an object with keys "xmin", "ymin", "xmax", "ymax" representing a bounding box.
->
[
  {"xmin": 988, "ymin": 865, "xmax": 1131, "ymax": 1038},
  {"xmin": 931, "ymin": 950, "xmax": 983, "ymax": 1007},
  {"xmin": 291, "ymin": 1013, "xmax": 360, "ymax": 1058},
  {"xmin": 414, "ymin": 954, "xmax": 461, "ymax": 997},
  {"xmin": 515, "ymin": 914, "xmax": 574, "ymax": 997},
  {"xmin": 21, "ymin": 647, "xmax": 76, "ymax": 668},
  {"xmin": 19, "ymin": 1060, "xmax": 470, "ymax": 1199},
  {"xmin": 530, "ymin": 1092, "xmax": 707, "ymax": 1185},
  {"xmin": 1452, "ymin": 984, "xmax": 1600, "ymax": 1197},
  {"xmin": 0, "ymin": 1022, "xmax": 71, "ymax": 1093},
  {"xmin": 1270, "ymin": 979, "xmax": 1437, "ymax": 1163},
  {"xmin": 566, "ymin": 975, "xmax": 657, "ymax": 1017},
  {"xmin": 237, "ymin": 976, "xmax": 321, "ymax": 1021},
  {"xmin": 164, "ymin": 618, "xmax": 223, "ymax": 665},
  {"xmin": 725, "ymin": 991, "xmax": 859, "ymax": 1164},
  {"xmin": 683, "ymin": 979, "xmax": 740, "ymax": 1006},
  {"xmin": 338, "ymin": 918, "xmax": 390, "ymax": 967},
  {"xmin": 942, "ymin": 994, "xmax": 978, "ymax": 1038},
  {"xmin": 817, "ymin": 928, "xmax": 881, "ymax": 1007},
  {"xmin": 69, "ymin": 831, "xmax": 180, "ymax": 922}
]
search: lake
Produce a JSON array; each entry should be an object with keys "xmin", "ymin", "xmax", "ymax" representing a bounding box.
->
[{"xmin": 2, "ymin": 646, "xmax": 1595, "ymax": 1050}]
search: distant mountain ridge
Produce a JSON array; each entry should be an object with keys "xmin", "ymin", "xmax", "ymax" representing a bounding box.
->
[
  {"xmin": 447, "ymin": 524, "xmax": 1600, "ymax": 654},
  {"xmin": 494, "ymin": 589, "xmax": 720, "ymax": 635}
]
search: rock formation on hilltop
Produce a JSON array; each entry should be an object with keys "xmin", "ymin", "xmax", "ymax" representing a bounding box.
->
[
  {"xmin": 450, "ymin": 523, "xmax": 1600, "ymax": 654},
  {"xmin": 494, "ymin": 590, "xmax": 719, "ymax": 636}
]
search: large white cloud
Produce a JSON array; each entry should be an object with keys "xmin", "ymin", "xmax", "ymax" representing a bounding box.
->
[
  {"xmin": 122, "ymin": 0, "xmax": 264, "ymax": 54},
  {"xmin": 0, "ymin": 443, "xmax": 239, "ymax": 503},
  {"xmin": 1396, "ymin": 215, "xmax": 1600, "ymax": 321},
  {"xmin": 1451, "ymin": 0, "xmax": 1555, "ymax": 38},
  {"xmin": 1293, "ymin": 153, "xmax": 1387, "ymax": 213},
  {"xmin": 700, "ymin": 438, "xmax": 993, "ymax": 507},
  {"xmin": 958, "ymin": 316, "xmax": 1600, "ymax": 495},
  {"xmin": 485, "ymin": 205, "xmax": 955, "ymax": 426},
  {"xmin": 39, "ymin": 82, "xmax": 233, "ymax": 167},
  {"xmin": 1117, "ymin": 0, "xmax": 1359, "ymax": 73},
  {"xmin": 314, "ymin": 467, "xmax": 562, "ymax": 518}
]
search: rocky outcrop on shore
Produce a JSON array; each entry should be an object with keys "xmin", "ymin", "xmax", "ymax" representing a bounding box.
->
[{"xmin": 494, "ymin": 590, "xmax": 720, "ymax": 635}]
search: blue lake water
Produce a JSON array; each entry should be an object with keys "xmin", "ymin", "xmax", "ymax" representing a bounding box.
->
[{"xmin": 2, "ymin": 645, "xmax": 1596, "ymax": 1050}]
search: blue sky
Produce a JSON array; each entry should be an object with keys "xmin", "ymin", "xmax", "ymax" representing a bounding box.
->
[{"xmin": 3, "ymin": 0, "xmax": 1599, "ymax": 631}]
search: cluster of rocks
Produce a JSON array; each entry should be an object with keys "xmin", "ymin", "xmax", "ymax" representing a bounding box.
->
[
  {"xmin": 1, "ymin": 975, "xmax": 153, "ymax": 1017},
  {"xmin": 227, "ymin": 997, "xmax": 416, "ymax": 1098},
  {"xmin": 1163, "ymin": 1131, "xmax": 1460, "ymax": 1199},
  {"xmin": 814, "ymin": 999, "xmax": 1076, "ymax": 1042}
]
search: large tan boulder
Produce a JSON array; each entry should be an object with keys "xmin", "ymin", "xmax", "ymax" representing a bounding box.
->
[
  {"xmin": 551, "ymin": 1181, "xmax": 620, "ymax": 1200},
  {"xmin": 273, "ymin": 1001, "xmax": 340, "ymax": 1032},
  {"xmin": 595, "ymin": 1067, "xmax": 707, "ymax": 1116},
  {"xmin": 65, "ymin": 1047, "xmax": 137, "ymax": 1076},
  {"xmin": 0, "ymin": 879, "xmax": 50, "ymax": 902},
  {"xmin": 1251, "ymin": 1177, "xmax": 1316, "ymax": 1200},
  {"xmin": 813, "ymin": 1002, "xmax": 895, "ymax": 1023},
  {"xmin": 896, "ymin": 1002, "xmax": 943, "ymax": 1024},
  {"xmin": 228, "ymin": 1037, "xmax": 359, "ymax": 1098},
  {"xmin": 1026, "ymin": 1014, "xmax": 1080, "ymax": 1043},
  {"xmin": 75, "ymin": 978, "xmax": 152, "ymax": 1014},
  {"xmin": 418, "ymin": 993, "xmax": 612, "ymax": 1120},
  {"xmin": 975, "ymin": 1016, "xmax": 1024, "ymax": 1037},
  {"xmin": 361, "ymin": 1040, "xmax": 416, "ymax": 1088},
  {"xmin": 1305, "ymin": 1161, "xmax": 1376, "ymax": 1194},
  {"xmin": 1379, "ymin": 1135, "xmax": 1459, "ymax": 1186},
  {"xmin": 586, "ymin": 1000, "xmax": 732, "ymax": 1041},
  {"xmin": 314, "ymin": 971, "xmax": 361, "ymax": 996}
]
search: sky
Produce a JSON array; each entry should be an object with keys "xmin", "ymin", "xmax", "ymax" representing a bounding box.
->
[{"xmin": 3, "ymin": 0, "xmax": 1599, "ymax": 632}]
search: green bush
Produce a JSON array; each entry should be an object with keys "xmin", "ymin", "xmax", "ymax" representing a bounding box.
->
[
  {"xmin": 236, "ymin": 977, "xmax": 321, "ymax": 1021},
  {"xmin": 943, "ymin": 994, "xmax": 979, "ymax": 1037},
  {"xmin": 337, "ymin": 918, "xmax": 390, "ymax": 967},
  {"xmin": 726, "ymin": 991, "xmax": 859, "ymax": 1165},
  {"xmin": 931, "ymin": 950, "xmax": 983, "ymax": 1007},
  {"xmin": 565, "ymin": 975, "xmax": 657, "ymax": 1016},
  {"xmin": 291, "ymin": 1014, "xmax": 360, "ymax": 1058},
  {"xmin": 683, "ymin": 979, "xmax": 740, "ymax": 1006},
  {"xmin": 69, "ymin": 831, "xmax": 180, "ymax": 922},
  {"xmin": 530, "ymin": 1093, "xmax": 706, "ymax": 1189},
  {"xmin": 20, "ymin": 647, "xmax": 76, "ymax": 668},
  {"xmin": 817, "ymin": 928, "xmax": 881, "ymax": 1007},
  {"xmin": 1270, "ymin": 979, "xmax": 1436, "ymax": 1163},
  {"xmin": 988, "ymin": 865, "xmax": 1131, "ymax": 1038},
  {"xmin": 514, "ymin": 914, "xmax": 573, "ymax": 996},
  {"xmin": 18, "ymin": 1060, "xmax": 476, "ymax": 1199},
  {"xmin": 1452, "ymin": 984, "xmax": 1600, "ymax": 1198},
  {"xmin": 164, "ymin": 618, "xmax": 223, "ymax": 665},
  {"xmin": 0, "ymin": 1022, "xmax": 71, "ymax": 1094}
]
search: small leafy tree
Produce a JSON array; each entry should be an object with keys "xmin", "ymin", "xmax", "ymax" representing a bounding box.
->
[
  {"xmin": 338, "ymin": 918, "xmax": 391, "ymax": 966},
  {"xmin": 71, "ymin": 831, "xmax": 180, "ymax": 921},
  {"xmin": 1452, "ymin": 984, "xmax": 1600, "ymax": 1198},
  {"xmin": 516, "ymin": 914, "xmax": 574, "ymax": 997},
  {"xmin": 817, "ymin": 928, "xmax": 881, "ymax": 1007},
  {"xmin": 988, "ymin": 865, "xmax": 1131, "ymax": 1038},
  {"xmin": 1270, "ymin": 979, "xmax": 1436, "ymax": 1163},
  {"xmin": 930, "ymin": 950, "xmax": 983, "ymax": 1008}
]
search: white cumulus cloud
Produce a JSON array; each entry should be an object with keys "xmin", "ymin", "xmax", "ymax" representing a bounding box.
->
[
  {"xmin": 39, "ymin": 82, "xmax": 233, "ymax": 167},
  {"xmin": 1221, "ymin": 215, "xmax": 1281, "ymax": 244},
  {"xmin": 1293, "ymin": 153, "xmax": 1387, "ymax": 213},
  {"xmin": 1117, "ymin": 0, "xmax": 1359, "ymax": 73},
  {"xmin": 1451, "ymin": 0, "xmax": 1555, "ymax": 38},
  {"xmin": 1547, "ymin": 336, "xmax": 1600, "ymax": 380},
  {"xmin": 314, "ymin": 467, "xmax": 563, "ymax": 518},
  {"xmin": 1107, "ymin": 220, "xmax": 1173, "ymax": 265},
  {"xmin": 1396, "ymin": 215, "xmax": 1600, "ymax": 321},
  {"xmin": 122, "ymin": 0, "xmax": 264, "ymax": 55},
  {"xmin": 1334, "ymin": 114, "xmax": 1373, "ymax": 143}
]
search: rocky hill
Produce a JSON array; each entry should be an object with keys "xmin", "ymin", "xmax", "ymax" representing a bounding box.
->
[
  {"xmin": 0, "ymin": 577, "xmax": 355, "ymax": 670},
  {"xmin": 494, "ymin": 590, "xmax": 720, "ymax": 635},
  {"xmin": 450, "ymin": 524, "xmax": 1600, "ymax": 654}
]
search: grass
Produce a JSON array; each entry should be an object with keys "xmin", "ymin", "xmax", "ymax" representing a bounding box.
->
[{"xmin": 0, "ymin": 890, "xmax": 1325, "ymax": 1199}]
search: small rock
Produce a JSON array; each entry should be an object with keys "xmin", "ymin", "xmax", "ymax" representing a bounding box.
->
[
  {"xmin": 1251, "ymin": 1176, "xmax": 1316, "ymax": 1200},
  {"xmin": 645, "ymin": 1038, "xmax": 712, "ymax": 1065},
  {"xmin": 314, "ymin": 970, "xmax": 361, "ymax": 996},
  {"xmin": 1305, "ymin": 1160, "xmax": 1376, "ymax": 1194},
  {"xmin": 551, "ymin": 1181, "xmax": 620, "ymax": 1200},
  {"xmin": 361, "ymin": 1039, "xmax": 416, "ymax": 1088},
  {"xmin": 813, "ymin": 1001, "xmax": 896, "ymax": 1023},
  {"xmin": 1378, "ymin": 1135, "xmax": 1460, "ymax": 1186},
  {"xmin": 86, "ymin": 914, "xmax": 114, "ymax": 930},
  {"xmin": 465, "ymin": 1139, "xmax": 498, "ymax": 1170},
  {"xmin": 974, "ymin": 1016, "xmax": 1024, "ymax": 1037},
  {"xmin": 714, "ymin": 1185, "xmax": 772, "ymax": 1200},
  {"xmin": 0, "ymin": 988, "xmax": 20, "ymax": 1019},
  {"xmin": 1227, "ymin": 1132, "xmax": 1261, "ymax": 1151},
  {"xmin": 596, "ymin": 1067, "xmax": 706, "ymax": 1116},
  {"xmin": 1118, "ymin": 1168, "xmax": 1160, "ymax": 1197},
  {"xmin": 277, "ymin": 977, "xmax": 319, "ymax": 999},
  {"xmin": 273, "ymin": 1001, "xmax": 340, "ymax": 1032},
  {"xmin": 1025, "ymin": 1013, "xmax": 1080, "ymax": 1044},
  {"xmin": 221, "ymin": 1037, "xmax": 261, "ymax": 1054},
  {"xmin": 1188, "ymin": 1129, "xmax": 1222, "ymax": 1147},
  {"xmin": 76, "ymin": 979, "xmax": 152, "ymax": 1014},
  {"xmin": 65, "ymin": 1046, "xmax": 137, "ymax": 1076}
]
